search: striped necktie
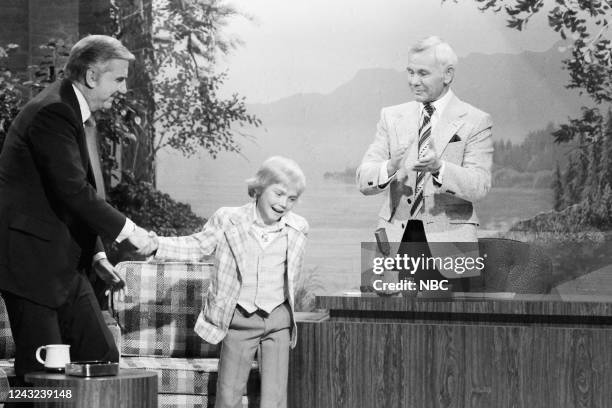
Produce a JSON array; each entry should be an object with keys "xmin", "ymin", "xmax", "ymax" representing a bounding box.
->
[
  {"xmin": 410, "ymin": 102, "xmax": 434, "ymax": 216},
  {"xmin": 84, "ymin": 117, "xmax": 106, "ymax": 199}
]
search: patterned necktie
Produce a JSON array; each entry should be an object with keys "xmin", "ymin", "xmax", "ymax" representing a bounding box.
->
[
  {"xmin": 84, "ymin": 117, "xmax": 106, "ymax": 199},
  {"xmin": 410, "ymin": 102, "xmax": 434, "ymax": 216}
]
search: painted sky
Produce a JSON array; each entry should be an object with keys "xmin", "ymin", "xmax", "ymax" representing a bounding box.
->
[{"xmin": 220, "ymin": 0, "xmax": 559, "ymax": 103}]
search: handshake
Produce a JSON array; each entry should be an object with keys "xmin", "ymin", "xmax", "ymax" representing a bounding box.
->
[
  {"xmin": 124, "ymin": 226, "xmax": 159, "ymax": 257},
  {"xmin": 96, "ymin": 226, "xmax": 160, "ymax": 304}
]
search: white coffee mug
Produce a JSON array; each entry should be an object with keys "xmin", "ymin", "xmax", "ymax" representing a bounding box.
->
[{"xmin": 36, "ymin": 344, "xmax": 71, "ymax": 372}]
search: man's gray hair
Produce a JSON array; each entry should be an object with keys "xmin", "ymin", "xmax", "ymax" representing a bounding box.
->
[
  {"xmin": 64, "ymin": 35, "xmax": 135, "ymax": 82},
  {"xmin": 408, "ymin": 36, "xmax": 458, "ymax": 69}
]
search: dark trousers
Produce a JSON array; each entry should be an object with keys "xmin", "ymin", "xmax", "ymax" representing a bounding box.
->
[
  {"xmin": 1, "ymin": 274, "xmax": 119, "ymax": 381},
  {"xmin": 398, "ymin": 220, "xmax": 470, "ymax": 292}
]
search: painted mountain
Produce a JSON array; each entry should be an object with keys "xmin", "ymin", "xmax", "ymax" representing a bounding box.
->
[{"xmin": 159, "ymin": 44, "xmax": 587, "ymax": 184}]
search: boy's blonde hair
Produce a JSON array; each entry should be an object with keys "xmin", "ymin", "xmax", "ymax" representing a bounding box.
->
[{"xmin": 246, "ymin": 156, "xmax": 306, "ymax": 198}]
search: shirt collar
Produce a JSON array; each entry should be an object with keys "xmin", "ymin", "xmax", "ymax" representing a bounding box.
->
[
  {"xmin": 420, "ymin": 88, "xmax": 454, "ymax": 118},
  {"xmin": 71, "ymin": 83, "xmax": 92, "ymax": 124}
]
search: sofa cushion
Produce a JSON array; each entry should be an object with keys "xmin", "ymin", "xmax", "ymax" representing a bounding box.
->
[
  {"xmin": 114, "ymin": 262, "xmax": 220, "ymax": 358},
  {"xmin": 120, "ymin": 356, "xmax": 258, "ymax": 395},
  {"xmin": 0, "ymin": 359, "xmax": 14, "ymax": 373},
  {"xmin": 0, "ymin": 296, "xmax": 15, "ymax": 359}
]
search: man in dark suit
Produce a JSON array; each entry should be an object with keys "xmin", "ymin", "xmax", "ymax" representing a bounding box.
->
[{"xmin": 0, "ymin": 35, "xmax": 150, "ymax": 384}]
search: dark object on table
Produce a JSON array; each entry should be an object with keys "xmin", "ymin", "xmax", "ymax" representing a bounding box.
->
[{"xmin": 65, "ymin": 361, "xmax": 119, "ymax": 377}]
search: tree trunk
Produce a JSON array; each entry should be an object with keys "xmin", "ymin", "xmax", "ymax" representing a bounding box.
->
[
  {"xmin": 78, "ymin": 0, "xmax": 111, "ymax": 36},
  {"xmin": 112, "ymin": 0, "xmax": 157, "ymax": 185}
]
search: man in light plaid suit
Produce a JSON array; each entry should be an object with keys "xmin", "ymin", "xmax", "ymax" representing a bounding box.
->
[{"xmin": 139, "ymin": 156, "xmax": 309, "ymax": 408}]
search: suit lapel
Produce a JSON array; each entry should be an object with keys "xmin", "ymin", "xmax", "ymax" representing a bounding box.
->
[
  {"xmin": 286, "ymin": 227, "xmax": 304, "ymax": 281},
  {"xmin": 224, "ymin": 222, "xmax": 250, "ymax": 281},
  {"xmin": 393, "ymin": 103, "xmax": 420, "ymax": 147},
  {"xmin": 432, "ymin": 94, "xmax": 467, "ymax": 156},
  {"xmin": 60, "ymin": 80, "xmax": 91, "ymax": 174},
  {"xmin": 223, "ymin": 205, "xmax": 257, "ymax": 280},
  {"xmin": 80, "ymin": 129, "xmax": 94, "ymax": 185},
  {"xmin": 395, "ymin": 103, "xmax": 420, "ymax": 182}
]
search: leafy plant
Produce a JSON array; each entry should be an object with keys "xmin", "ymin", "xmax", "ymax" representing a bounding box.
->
[
  {"xmin": 23, "ymin": 39, "xmax": 71, "ymax": 91},
  {"xmin": 444, "ymin": 0, "xmax": 612, "ymax": 103},
  {"xmin": 0, "ymin": 43, "xmax": 23, "ymax": 150},
  {"xmin": 95, "ymin": 94, "xmax": 147, "ymax": 186},
  {"xmin": 108, "ymin": 177, "xmax": 206, "ymax": 237},
  {"xmin": 449, "ymin": 0, "xmax": 612, "ymax": 240},
  {"xmin": 106, "ymin": 0, "xmax": 261, "ymax": 185},
  {"xmin": 443, "ymin": 0, "xmax": 612, "ymax": 156},
  {"xmin": 151, "ymin": 0, "xmax": 261, "ymax": 160}
]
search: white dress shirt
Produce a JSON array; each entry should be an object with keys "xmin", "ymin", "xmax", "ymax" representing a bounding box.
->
[{"xmin": 72, "ymin": 84, "xmax": 136, "ymax": 263}]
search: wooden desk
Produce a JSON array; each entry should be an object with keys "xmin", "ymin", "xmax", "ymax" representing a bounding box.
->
[
  {"xmin": 25, "ymin": 369, "xmax": 157, "ymax": 408},
  {"xmin": 288, "ymin": 293, "xmax": 612, "ymax": 408}
]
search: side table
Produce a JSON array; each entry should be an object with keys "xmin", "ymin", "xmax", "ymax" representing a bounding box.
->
[{"xmin": 25, "ymin": 369, "xmax": 157, "ymax": 407}]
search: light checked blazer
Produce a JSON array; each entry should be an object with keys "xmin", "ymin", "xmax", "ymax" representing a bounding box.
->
[
  {"xmin": 154, "ymin": 202, "xmax": 309, "ymax": 348},
  {"xmin": 357, "ymin": 93, "xmax": 493, "ymax": 278}
]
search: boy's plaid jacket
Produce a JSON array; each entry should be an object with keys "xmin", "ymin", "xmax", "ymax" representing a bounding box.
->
[{"xmin": 155, "ymin": 202, "xmax": 309, "ymax": 348}]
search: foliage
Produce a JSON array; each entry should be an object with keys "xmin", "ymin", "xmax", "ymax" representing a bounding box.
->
[
  {"xmin": 514, "ymin": 112, "xmax": 612, "ymax": 237},
  {"xmin": 550, "ymin": 110, "xmax": 612, "ymax": 213},
  {"xmin": 0, "ymin": 43, "xmax": 22, "ymax": 150},
  {"xmin": 450, "ymin": 0, "xmax": 612, "ymax": 236},
  {"xmin": 95, "ymin": 94, "xmax": 148, "ymax": 185},
  {"xmin": 154, "ymin": 70, "xmax": 260, "ymax": 158},
  {"xmin": 445, "ymin": 0, "xmax": 612, "ymax": 166},
  {"xmin": 562, "ymin": 154, "xmax": 580, "ymax": 208},
  {"xmin": 552, "ymin": 162, "xmax": 563, "ymax": 211},
  {"xmin": 23, "ymin": 39, "xmax": 71, "ymax": 91},
  {"xmin": 553, "ymin": 106, "xmax": 605, "ymax": 143},
  {"xmin": 445, "ymin": 0, "xmax": 612, "ymax": 104},
  {"xmin": 151, "ymin": 0, "xmax": 261, "ymax": 160},
  {"xmin": 108, "ymin": 177, "xmax": 205, "ymax": 237}
]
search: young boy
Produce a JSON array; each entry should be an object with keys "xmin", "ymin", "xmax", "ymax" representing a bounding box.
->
[{"xmin": 144, "ymin": 156, "xmax": 308, "ymax": 408}]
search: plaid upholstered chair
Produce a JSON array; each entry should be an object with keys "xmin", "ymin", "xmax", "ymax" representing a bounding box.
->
[
  {"xmin": 1, "ymin": 294, "xmax": 14, "ymax": 407},
  {"xmin": 113, "ymin": 261, "xmax": 259, "ymax": 408},
  {"xmin": 0, "ymin": 295, "xmax": 15, "ymax": 382}
]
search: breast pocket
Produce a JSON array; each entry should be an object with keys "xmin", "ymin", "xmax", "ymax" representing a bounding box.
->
[{"xmin": 441, "ymin": 140, "xmax": 466, "ymax": 165}]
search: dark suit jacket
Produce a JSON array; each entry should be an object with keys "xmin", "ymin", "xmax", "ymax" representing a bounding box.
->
[{"xmin": 0, "ymin": 79, "xmax": 126, "ymax": 307}]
